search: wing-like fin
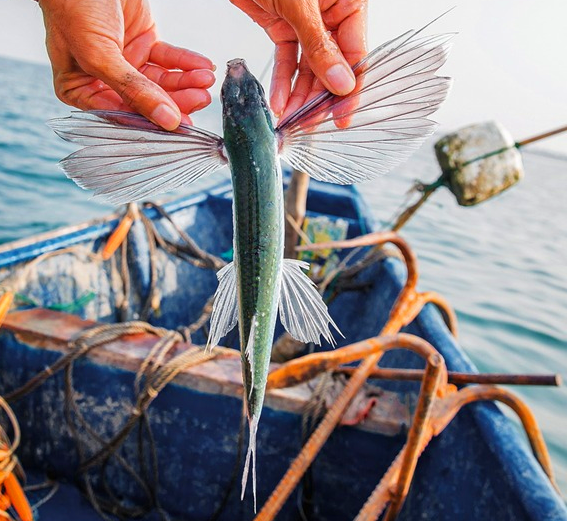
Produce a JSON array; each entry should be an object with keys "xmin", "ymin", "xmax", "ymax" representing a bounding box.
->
[
  {"xmin": 48, "ymin": 110, "xmax": 227, "ymax": 204},
  {"xmin": 279, "ymin": 259, "xmax": 342, "ymax": 345},
  {"xmin": 276, "ymin": 23, "xmax": 453, "ymax": 185},
  {"xmin": 206, "ymin": 262, "xmax": 238, "ymax": 350}
]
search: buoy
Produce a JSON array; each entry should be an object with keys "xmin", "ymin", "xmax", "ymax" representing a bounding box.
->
[
  {"xmin": 434, "ymin": 121, "xmax": 524, "ymax": 206},
  {"xmin": 389, "ymin": 121, "xmax": 567, "ymax": 231}
]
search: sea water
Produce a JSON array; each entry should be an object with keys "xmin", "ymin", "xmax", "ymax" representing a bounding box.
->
[{"xmin": 1, "ymin": 56, "xmax": 566, "ymax": 494}]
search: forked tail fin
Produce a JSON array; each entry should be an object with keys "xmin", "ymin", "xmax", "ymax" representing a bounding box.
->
[{"xmin": 241, "ymin": 414, "xmax": 260, "ymax": 512}]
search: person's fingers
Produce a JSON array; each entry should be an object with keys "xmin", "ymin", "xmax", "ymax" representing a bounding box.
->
[
  {"xmin": 82, "ymin": 46, "xmax": 182, "ymax": 130},
  {"xmin": 60, "ymin": 79, "xmax": 124, "ymax": 111},
  {"xmin": 333, "ymin": 9, "xmax": 367, "ymax": 129},
  {"xmin": 180, "ymin": 114, "xmax": 193, "ymax": 126},
  {"xmin": 279, "ymin": 0, "xmax": 355, "ymax": 96},
  {"xmin": 270, "ymin": 42, "xmax": 298, "ymax": 117},
  {"xmin": 279, "ymin": 54, "xmax": 316, "ymax": 121},
  {"xmin": 331, "ymin": 5, "xmax": 368, "ymax": 66},
  {"xmin": 149, "ymin": 41, "xmax": 215, "ymax": 72},
  {"xmin": 168, "ymin": 88, "xmax": 212, "ymax": 115},
  {"xmin": 139, "ymin": 64, "xmax": 215, "ymax": 91}
]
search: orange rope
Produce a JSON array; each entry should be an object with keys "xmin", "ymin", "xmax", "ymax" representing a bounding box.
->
[
  {"xmin": 0, "ymin": 397, "xmax": 33, "ymax": 521},
  {"xmin": 101, "ymin": 203, "xmax": 138, "ymax": 260},
  {"xmin": 0, "ymin": 293, "xmax": 14, "ymax": 329}
]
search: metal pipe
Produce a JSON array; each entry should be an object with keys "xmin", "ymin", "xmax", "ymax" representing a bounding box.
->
[
  {"xmin": 337, "ymin": 367, "xmax": 561, "ymax": 387},
  {"xmin": 383, "ymin": 353, "xmax": 444, "ymax": 521}
]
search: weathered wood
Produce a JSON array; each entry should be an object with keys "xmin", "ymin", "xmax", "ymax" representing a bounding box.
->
[
  {"xmin": 2, "ymin": 309, "xmax": 409, "ymax": 436},
  {"xmin": 283, "ymin": 170, "xmax": 310, "ymax": 259}
]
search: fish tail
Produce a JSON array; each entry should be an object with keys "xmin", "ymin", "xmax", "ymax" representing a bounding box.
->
[{"xmin": 241, "ymin": 414, "xmax": 259, "ymax": 512}]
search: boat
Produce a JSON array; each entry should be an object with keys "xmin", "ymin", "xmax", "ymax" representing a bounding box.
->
[{"xmin": 0, "ymin": 174, "xmax": 565, "ymax": 521}]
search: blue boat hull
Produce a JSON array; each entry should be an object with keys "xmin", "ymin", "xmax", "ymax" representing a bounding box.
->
[{"xmin": 0, "ymin": 178, "xmax": 564, "ymax": 520}]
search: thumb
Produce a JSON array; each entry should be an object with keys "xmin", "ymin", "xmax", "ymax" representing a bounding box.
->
[
  {"xmin": 90, "ymin": 51, "xmax": 182, "ymax": 130},
  {"xmin": 283, "ymin": 3, "xmax": 355, "ymax": 95}
]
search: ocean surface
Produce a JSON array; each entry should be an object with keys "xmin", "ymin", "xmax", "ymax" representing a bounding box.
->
[{"xmin": 1, "ymin": 56, "xmax": 566, "ymax": 494}]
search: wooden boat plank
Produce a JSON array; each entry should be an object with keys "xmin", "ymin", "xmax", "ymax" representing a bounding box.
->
[{"xmin": 2, "ymin": 309, "xmax": 409, "ymax": 436}]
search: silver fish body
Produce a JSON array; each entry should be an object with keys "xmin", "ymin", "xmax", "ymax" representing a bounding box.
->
[{"xmin": 221, "ymin": 60, "xmax": 284, "ymax": 491}]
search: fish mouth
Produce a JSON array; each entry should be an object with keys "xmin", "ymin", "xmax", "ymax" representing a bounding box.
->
[{"xmin": 226, "ymin": 58, "xmax": 249, "ymax": 78}]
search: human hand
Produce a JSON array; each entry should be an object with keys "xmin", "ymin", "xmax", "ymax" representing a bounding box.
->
[
  {"xmin": 231, "ymin": 0, "xmax": 367, "ymax": 120},
  {"xmin": 39, "ymin": 0, "xmax": 215, "ymax": 130}
]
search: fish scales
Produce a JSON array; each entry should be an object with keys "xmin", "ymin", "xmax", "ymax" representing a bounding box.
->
[{"xmin": 222, "ymin": 59, "xmax": 284, "ymax": 421}]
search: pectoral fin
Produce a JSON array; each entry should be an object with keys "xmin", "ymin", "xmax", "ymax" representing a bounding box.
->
[
  {"xmin": 279, "ymin": 259, "xmax": 342, "ymax": 345},
  {"xmin": 275, "ymin": 20, "xmax": 452, "ymax": 185},
  {"xmin": 49, "ymin": 110, "xmax": 227, "ymax": 204},
  {"xmin": 206, "ymin": 262, "xmax": 238, "ymax": 350}
]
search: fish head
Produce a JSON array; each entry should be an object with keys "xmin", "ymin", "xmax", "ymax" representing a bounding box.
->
[{"xmin": 221, "ymin": 59, "xmax": 272, "ymax": 126}]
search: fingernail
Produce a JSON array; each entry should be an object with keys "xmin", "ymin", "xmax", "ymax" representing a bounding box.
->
[
  {"xmin": 150, "ymin": 104, "xmax": 180, "ymax": 130},
  {"xmin": 270, "ymin": 87, "xmax": 285, "ymax": 117},
  {"xmin": 192, "ymin": 90, "xmax": 212, "ymax": 111},
  {"xmin": 325, "ymin": 64, "xmax": 355, "ymax": 95},
  {"xmin": 194, "ymin": 69, "xmax": 216, "ymax": 86}
]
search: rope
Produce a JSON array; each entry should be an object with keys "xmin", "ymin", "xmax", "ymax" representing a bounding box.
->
[
  {"xmin": 4, "ymin": 314, "xmax": 237, "ymax": 519},
  {"xmin": 0, "ymin": 397, "xmax": 20, "ymax": 482},
  {"xmin": 144, "ymin": 202, "xmax": 226, "ymax": 272},
  {"xmin": 0, "ymin": 396, "xmax": 24, "ymax": 521}
]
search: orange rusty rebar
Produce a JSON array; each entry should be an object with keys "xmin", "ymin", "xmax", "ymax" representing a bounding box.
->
[
  {"xmin": 382, "ymin": 353, "xmax": 444, "ymax": 521},
  {"xmin": 256, "ymin": 334, "xmax": 446, "ymax": 520},
  {"xmin": 417, "ymin": 291, "xmax": 458, "ymax": 337},
  {"xmin": 255, "ymin": 232, "xmax": 437, "ymax": 520},
  {"xmin": 430, "ymin": 385, "xmax": 558, "ymax": 488},
  {"xmin": 268, "ymin": 336, "xmax": 394, "ymax": 390},
  {"xmin": 337, "ymin": 367, "xmax": 561, "ymax": 387},
  {"xmin": 357, "ymin": 383, "xmax": 559, "ymax": 521},
  {"xmin": 269, "ymin": 232, "xmax": 459, "ymax": 392}
]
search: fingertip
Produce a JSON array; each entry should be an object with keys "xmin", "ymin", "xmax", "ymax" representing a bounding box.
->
[
  {"xmin": 325, "ymin": 63, "xmax": 356, "ymax": 96},
  {"xmin": 198, "ymin": 69, "xmax": 216, "ymax": 89},
  {"xmin": 149, "ymin": 103, "xmax": 181, "ymax": 131},
  {"xmin": 180, "ymin": 114, "xmax": 193, "ymax": 126},
  {"xmin": 270, "ymin": 88, "xmax": 286, "ymax": 118},
  {"xmin": 334, "ymin": 116, "xmax": 351, "ymax": 129},
  {"xmin": 194, "ymin": 88, "xmax": 212, "ymax": 109}
]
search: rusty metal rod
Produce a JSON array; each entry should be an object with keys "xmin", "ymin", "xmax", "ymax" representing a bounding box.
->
[
  {"xmin": 256, "ymin": 335, "xmax": 442, "ymax": 520},
  {"xmin": 256, "ymin": 233, "xmax": 431, "ymax": 520},
  {"xmin": 516, "ymin": 124, "xmax": 567, "ymax": 148},
  {"xmin": 337, "ymin": 367, "xmax": 561, "ymax": 387},
  {"xmin": 383, "ymin": 353, "xmax": 444, "ymax": 521},
  {"xmin": 435, "ymin": 385, "xmax": 559, "ymax": 490}
]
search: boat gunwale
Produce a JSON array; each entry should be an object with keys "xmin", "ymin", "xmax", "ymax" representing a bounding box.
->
[
  {"xmin": 1, "ymin": 307, "xmax": 410, "ymax": 437},
  {"xmin": 0, "ymin": 181, "xmax": 564, "ymax": 519},
  {"xmin": 0, "ymin": 179, "xmax": 233, "ymax": 268}
]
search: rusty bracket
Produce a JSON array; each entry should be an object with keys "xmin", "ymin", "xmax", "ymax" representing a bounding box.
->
[
  {"xmin": 355, "ymin": 383, "xmax": 558, "ymax": 521},
  {"xmin": 257, "ymin": 231, "xmax": 557, "ymax": 521}
]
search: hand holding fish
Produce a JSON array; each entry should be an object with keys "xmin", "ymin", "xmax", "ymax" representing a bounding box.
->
[
  {"xmin": 38, "ymin": 0, "xmax": 216, "ymax": 130},
  {"xmin": 231, "ymin": 0, "xmax": 368, "ymax": 120}
]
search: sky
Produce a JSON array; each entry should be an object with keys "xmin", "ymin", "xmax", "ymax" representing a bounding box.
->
[{"xmin": 1, "ymin": 0, "xmax": 566, "ymax": 154}]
